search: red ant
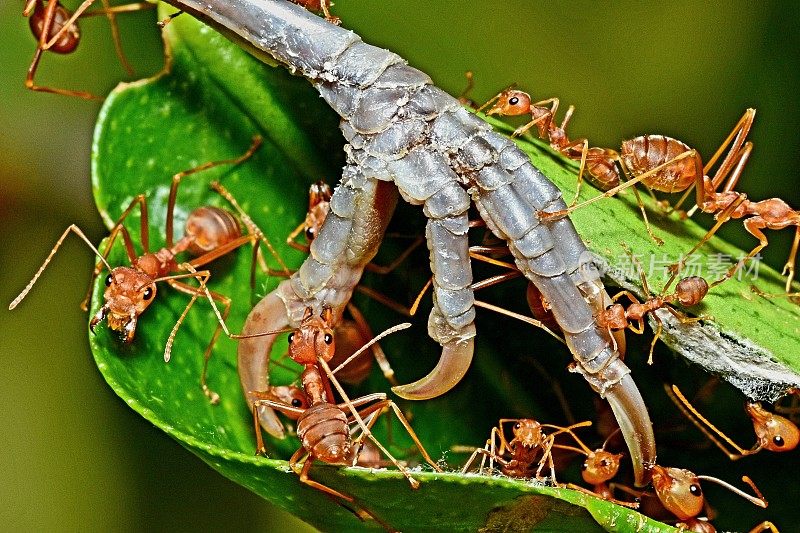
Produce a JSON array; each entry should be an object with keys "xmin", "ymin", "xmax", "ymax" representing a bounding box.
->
[
  {"xmin": 595, "ymin": 244, "xmax": 710, "ymax": 364},
  {"xmin": 289, "ymin": 0, "xmax": 339, "ymax": 24},
  {"xmin": 24, "ymin": 0, "xmax": 153, "ymax": 100},
  {"xmin": 283, "ymin": 178, "xmax": 425, "ymax": 384},
  {"xmin": 668, "ymin": 385, "xmax": 799, "ymax": 461},
  {"xmin": 544, "ymin": 109, "xmax": 800, "ymax": 291},
  {"xmin": 9, "ymin": 136, "xmax": 284, "ymax": 402},
  {"xmin": 549, "ymin": 428, "xmax": 638, "ymax": 509},
  {"xmin": 480, "ymin": 89, "xmax": 622, "ymax": 210},
  {"xmin": 647, "ymin": 466, "xmax": 775, "ymax": 533},
  {"xmin": 460, "ymin": 418, "xmax": 592, "ymax": 484},
  {"xmin": 244, "ymin": 308, "xmax": 442, "ymax": 525}
]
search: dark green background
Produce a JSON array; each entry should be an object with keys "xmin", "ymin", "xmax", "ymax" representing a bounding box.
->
[{"xmin": 2, "ymin": 1, "xmax": 798, "ymax": 531}]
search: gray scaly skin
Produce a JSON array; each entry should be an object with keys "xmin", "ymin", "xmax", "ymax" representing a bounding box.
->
[{"xmin": 164, "ymin": 0, "xmax": 656, "ymax": 484}]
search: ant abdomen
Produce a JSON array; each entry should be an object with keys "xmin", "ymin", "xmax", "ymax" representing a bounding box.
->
[
  {"xmin": 621, "ymin": 135, "xmax": 697, "ymax": 192},
  {"xmin": 184, "ymin": 206, "xmax": 241, "ymax": 255},
  {"xmin": 297, "ymin": 403, "xmax": 351, "ymax": 463},
  {"xmin": 29, "ymin": 1, "xmax": 80, "ymax": 54},
  {"xmin": 585, "ymin": 147, "xmax": 621, "ymax": 191},
  {"xmin": 675, "ymin": 276, "xmax": 709, "ymax": 306}
]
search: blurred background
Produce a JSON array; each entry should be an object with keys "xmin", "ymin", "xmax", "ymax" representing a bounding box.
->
[{"xmin": 1, "ymin": 1, "xmax": 798, "ymax": 531}]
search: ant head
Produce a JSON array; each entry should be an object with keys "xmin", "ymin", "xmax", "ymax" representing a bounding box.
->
[
  {"xmin": 599, "ymin": 303, "xmax": 628, "ymax": 329},
  {"xmin": 304, "ymin": 182, "xmax": 332, "ymax": 243},
  {"xmin": 308, "ymin": 181, "xmax": 333, "ymax": 207},
  {"xmin": 487, "ymin": 90, "xmax": 531, "ymax": 117},
  {"xmin": 675, "ymin": 276, "xmax": 709, "ymax": 306},
  {"xmin": 746, "ymin": 402, "xmax": 800, "ymax": 452},
  {"xmin": 270, "ymin": 385, "xmax": 310, "ymax": 419},
  {"xmin": 511, "ymin": 419, "xmax": 543, "ymax": 446},
  {"xmin": 288, "ymin": 307, "xmax": 336, "ymax": 365},
  {"xmin": 93, "ymin": 267, "xmax": 156, "ymax": 342},
  {"xmin": 581, "ymin": 450, "xmax": 623, "ymax": 485},
  {"xmin": 28, "ymin": 0, "xmax": 80, "ymax": 54},
  {"xmin": 650, "ymin": 465, "xmax": 705, "ymax": 521}
]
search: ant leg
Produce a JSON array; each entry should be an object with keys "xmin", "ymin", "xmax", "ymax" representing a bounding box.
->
[
  {"xmin": 632, "ymin": 184, "xmax": 664, "ymax": 245},
  {"xmin": 364, "ymin": 235, "xmax": 424, "ymax": 275},
  {"xmin": 782, "ymin": 226, "xmax": 800, "ymax": 292},
  {"xmin": 663, "ymin": 194, "xmax": 746, "ymax": 289},
  {"xmin": 210, "ymin": 180, "xmax": 291, "ymax": 276},
  {"xmin": 316, "ymin": 358, "xmax": 423, "ymax": 488},
  {"xmin": 457, "ymin": 70, "xmax": 475, "ymax": 107},
  {"xmin": 97, "ymin": 0, "xmax": 132, "ymax": 75},
  {"xmin": 711, "ymin": 217, "xmax": 768, "ymax": 289},
  {"xmin": 708, "ymin": 110, "xmax": 757, "ymax": 192},
  {"xmin": 345, "ymin": 303, "xmax": 398, "ymax": 386},
  {"xmin": 251, "ymin": 398, "xmax": 304, "ymax": 453},
  {"xmin": 26, "ymin": 45, "xmax": 102, "ymax": 100},
  {"xmin": 540, "ymin": 150, "xmax": 699, "ymax": 220},
  {"xmin": 647, "ymin": 316, "xmax": 662, "ymax": 365},
  {"xmin": 474, "ymin": 299, "xmax": 564, "ymax": 344},
  {"xmin": 751, "ymin": 521, "xmax": 780, "ymax": 533},
  {"xmin": 166, "ymin": 136, "xmax": 262, "ymax": 247},
  {"xmin": 666, "ymin": 385, "xmax": 755, "ymax": 460},
  {"xmin": 461, "ymin": 445, "xmax": 503, "ymax": 474},
  {"xmin": 561, "ymin": 138, "xmax": 589, "ymax": 207},
  {"xmin": 285, "ymin": 220, "xmax": 310, "ymax": 253},
  {"xmin": 673, "ymin": 110, "xmax": 755, "ymax": 215},
  {"xmin": 166, "ymin": 274, "xmax": 237, "ymax": 403},
  {"xmin": 512, "ymin": 99, "xmax": 558, "ymax": 138}
]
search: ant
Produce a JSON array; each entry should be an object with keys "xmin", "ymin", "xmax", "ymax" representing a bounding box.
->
[
  {"xmin": 647, "ymin": 465, "xmax": 775, "ymax": 533},
  {"xmin": 24, "ymin": 0, "xmax": 153, "ymax": 100},
  {"xmin": 596, "ymin": 244, "xmax": 710, "ymax": 364},
  {"xmin": 460, "ymin": 418, "xmax": 592, "ymax": 484},
  {"xmin": 668, "ymin": 385, "xmax": 799, "ymax": 461},
  {"xmin": 544, "ymin": 108, "xmax": 800, "ymax": 291},
  {"xmin": 549, "ymin": 428, "xmax": 638, "ymax": 509},
  {"xmin": 246, "ymin": 308, "xmax": 442, "ymax": 525},
  {"xmin": 283, "ymin": 179, "xmax": 425, "ymax": 384},
  {"xmin": 289, "ymin": 0, "xmax": 339, "ymax": 24},
  {"xmin": 480, "ymin": 88, "xmax": 621, "ymax": 209},
  {"xmin": 9, "ymin": 136, "xmax": 285, "ymax": 403}
]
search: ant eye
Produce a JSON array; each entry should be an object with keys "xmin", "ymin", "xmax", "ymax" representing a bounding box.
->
[
  {"xmin": 291, "ymin": 398, "xmax": 302, "ymax": 407},
  {"xmin": 105, "ymin": 274, "xmax": 113, "ymax": 286},
  {"xmin": 600, "ymin": 459, "xmax": 609, "ymax": 467},
  {"xmin": 689, "ymin": 484, "xmax": 702, "ymax": 497},
  {"xmin": 581, "ymin": 462, "xmax": 588, "ymax": 470},
  {"xmin": 305, "ymin": 227, "xmax": 315, "ymax": 241},
  {"xmin": 773, "ymin": 435, "xmax": 785, "ymax": 447},
  {"xmin": 287, "ymin": 332, "xmax": 295, "ymax": 344},
  {"xmin": 323, "ymin": 333, "xmax": 333, "ymax": 345},
  {"xmin": 605, "ymin": 304, "xmax": 614, "ymax": 311},
  {"xmin": 514, "ymin": 422, "xmax": 520, "ymax": 429},
  {"xmin": 509, "ymin": 96, "xmax": 519, "ymax": 105},
  {"xmin": 142, "ymin": 287, "xmax": 154, "ymax": 300}
]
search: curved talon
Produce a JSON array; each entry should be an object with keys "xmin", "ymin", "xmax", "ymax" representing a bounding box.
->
[
  {"xmin": 237, "ymin": 287, "xmax": 291, "ymax": 439},
  {"xmin": 604, "ymin": 372, "xmax": 656, "ymax": 487},
  {"xmin": 391, "ymin": 338, "xmax": 474, "ymax": 400}
]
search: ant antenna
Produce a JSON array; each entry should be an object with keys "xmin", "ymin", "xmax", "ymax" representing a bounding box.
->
[
  {"xmin": 696, "ymin": 475, "xmax": 768, "ymax": 508},
  {"xmin": 9, "ymin": 224, "xmax": 112, "ymax": 310},
  {"xmin": 331, "ymin": 322, "xmax": 411, "ymax": 374}
]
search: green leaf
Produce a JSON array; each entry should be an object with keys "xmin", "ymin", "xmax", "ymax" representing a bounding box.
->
[{"xmin": 89, "ymin": 6, "xmax": 798, "ymax": 532}]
